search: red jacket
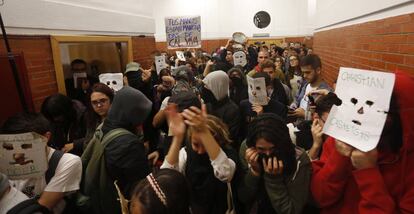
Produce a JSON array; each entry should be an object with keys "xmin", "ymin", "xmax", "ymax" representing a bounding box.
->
[{"xmin": 311, "ymin": 71, "xmax": 414, "ymax": 214}]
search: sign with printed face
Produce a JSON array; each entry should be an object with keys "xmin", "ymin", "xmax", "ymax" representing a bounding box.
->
[
  {"xmin": 0, "ymin": 132, "xmax": 48, "ymax": 180},
  {"xmin": 323, "ymin": 67, "xmax": 395, "ymax": 152},
  {"xmin": 247, "ymin": 75, "xmax": 269, "ymax": 106},
  {"xmin": 233, "ymin": 51, "xmax": 247, "ymax": 67},
  {"xmin": 73, "ymin": 72, "xmax": 87, "ymax": 89},
  {"xmin": 165, "ymin": 16, "xmax": 201, "ymax": 49},
  {"xmin": 99, "ymin": 73, "xmax": 124, "ymax": 92},
  {"xmin": 155, "ymin": 55, "xmax": 167, "ymax": 75}
]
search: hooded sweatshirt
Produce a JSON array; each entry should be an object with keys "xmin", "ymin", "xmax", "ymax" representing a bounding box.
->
[
  {"xmin": 102, "ymin": 86, "xmax": 152, "ymax": 197},
  {"xmin": 311, "ymin": 71, "xmax": 414, "ymax": 214},
  {"xmin": 202, "ymin": 71, "xmax": 241, "ymax": 147}
]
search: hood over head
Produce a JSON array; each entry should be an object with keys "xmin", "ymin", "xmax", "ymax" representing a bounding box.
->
[
  {"xmin": 202, "ymin": 70, "xmax": 229, "ymax": 101},
  {"xmin": 106, "ymin": 86, "xmax": 152, "ymax": 129}
]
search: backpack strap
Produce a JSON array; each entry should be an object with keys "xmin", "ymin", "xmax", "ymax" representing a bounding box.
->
[
  {"xmin": 100, "ymin": 128, "xmax": 134, "ymax": 148},
  {"xmin": 45, "ymin": 150, "xmax": 64, "ymax": 184}
]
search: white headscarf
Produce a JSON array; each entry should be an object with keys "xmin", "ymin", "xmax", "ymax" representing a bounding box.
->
[{"xmin": 203, "ymin": 70, "xmax": 229, "ymax": 101}]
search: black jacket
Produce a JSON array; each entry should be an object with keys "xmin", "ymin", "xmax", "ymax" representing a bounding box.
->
[{"xmin": 102, "ymin": 86, "xmax": 152, "ymax": 197}]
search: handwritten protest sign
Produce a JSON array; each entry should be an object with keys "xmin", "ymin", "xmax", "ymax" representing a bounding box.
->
[
  {"xmin": 247, "ymin": 76, "xmax": 269, "ymax": 106},
  {"xmin": 0, "ymin": 132, "xmax": 48, "ymax": 180},
  {"xmin": 99, "ymin": 73, "xmax": 124, "ymax": 91},
  {"xmin": 165, "ymin": 16, "xmax": 201, "ymax": 49},
  {"xmin": 155, "ymin": 56, "xmax": 167, "ymax": 75},
  {"xmin": 323, "ymin": 67, "xmax": 395, "ymax": 152}
]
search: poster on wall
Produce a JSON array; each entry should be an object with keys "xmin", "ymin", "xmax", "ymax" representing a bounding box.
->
[
  {"xmin": 322, "ymin": 67, "xmax": 395, "ymax": 152},
  {"xmin": 165, "ymin": 16, "xmax": 201, "ymax": 49},
  {"xmin": 0, "ymin": 132, "xmax": 48, "ymax": 180}
]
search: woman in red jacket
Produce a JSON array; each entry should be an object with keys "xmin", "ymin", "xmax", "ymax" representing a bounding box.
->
[{"xmin": 311, "ymin": 72, "xmax": 414, "ymax": 214}]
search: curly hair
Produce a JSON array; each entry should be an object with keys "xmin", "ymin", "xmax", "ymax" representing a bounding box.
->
[{"xmin": 188, "ymin": 115, "xmax": 232, "ymax": 146}]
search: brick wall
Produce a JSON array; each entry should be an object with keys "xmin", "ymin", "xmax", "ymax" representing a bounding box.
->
[
  {"xmin": 155, "ymin": 37, "xmax": 313, "ymax": 54},
  {"xmin": 313, "ymin": 13, "xmax": 414, "ymax": 85},
  {"xmin": 0, "ymin": 35, "xmax": 57, "ymax": 111},
  {"xmin": 0, "ymin": 35, "xmax": 158, "ymax": 111}
]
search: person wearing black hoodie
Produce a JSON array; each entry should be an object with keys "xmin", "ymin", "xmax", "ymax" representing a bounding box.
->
[
  {"xmin": 228, "ymin": 66, "xmax": 248, "ymax": 107},
  {"xmin": 102, "ymin": 86, "xmax": 152, "ymax": 198}
]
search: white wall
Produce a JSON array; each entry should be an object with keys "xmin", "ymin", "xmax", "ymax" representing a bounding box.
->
[
  {"xmin": 153, "ymin": 0, "xmax": 315, "ymax": 42},
  {"xmin": 315, "ymin": 0, "xmax": 414, "ymax": 31},
  {"xmin": 0, "ymin": 0, "xmax": 155, "ymax": 35}
]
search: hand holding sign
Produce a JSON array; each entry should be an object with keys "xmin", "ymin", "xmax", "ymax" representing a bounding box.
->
[{"xmin": 323, "ymin": 68, "xmax": 395, "ymax": 152}]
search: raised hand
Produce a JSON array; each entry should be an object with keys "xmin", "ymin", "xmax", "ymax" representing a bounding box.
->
[
  {"xmin": 182, "ymin": 104, "xmax": 208, "ymax": 133},
  {"xmin": 165, "ymin": 104, "xmax": 186, "ymax": 138},
  {"xmin": 245, "ymin": 148, "xmax": 261, "ymax": 176},
  {"xmin": 335, "ymin": 139, "xmax": 354, "ymax": 157},
  {"xmin": 350, "ymin": 149, "xmax": 378, "ymax": 170}
]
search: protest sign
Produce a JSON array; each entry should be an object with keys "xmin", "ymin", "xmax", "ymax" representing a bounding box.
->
[
  {"xmin": 73, "ymin": 72, "xmax": 87, "ymax": 88},
  {"xmin": 233, "ymin": 51, "xmax": 247, "ymax": 67},
  {"xmin": 176, "ymin": 51, "xmax": 186, "ymax": 61},
  {"xmin": 0, "ymin": 132, "xmax": 48, "ymax": 180},
  {"xmin": 165, "ymin": 16, "xmax": 201, "ymax": 49},
  {"xmin": 99, "ymin": 73, "xmax": 124, "ymax": 91},
  {"xmin": 247, "ymin": 75, "xmax": 269, "ymax": 106},
  {"xmin": 155, "ymin": 55, "xmax": 167, "ymax": 75},
  {"xmin": 323, "ymin": 67, "xmax": 395, "ymax": 152}
]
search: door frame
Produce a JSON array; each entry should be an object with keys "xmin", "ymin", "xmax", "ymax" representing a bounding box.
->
[{"xmin": 50, "ymin": 35, "xmax": 133, "ymax": 94}]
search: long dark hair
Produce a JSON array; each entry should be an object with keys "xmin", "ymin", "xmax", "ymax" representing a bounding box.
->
[{"xmin": 246, "ymin": 113, "xmax": 297, "ymax": 176}]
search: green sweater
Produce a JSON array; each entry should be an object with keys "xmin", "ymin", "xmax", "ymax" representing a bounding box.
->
[{"xmin": 238, "ymin": 141, "xmax": 311, "ymax": 214}]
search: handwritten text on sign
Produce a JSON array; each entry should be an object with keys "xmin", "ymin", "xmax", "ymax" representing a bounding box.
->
[
  {"xmin": 322, "ymin": 67, "xmax": 395, "ymax": 152},
  {"xmin": 165, "ymin": 16, "xmax": 201, "ymax": 49}
]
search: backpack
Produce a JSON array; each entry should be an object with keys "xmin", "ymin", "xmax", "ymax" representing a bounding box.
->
[
  {"xmin": 7, "ymin": 150, "xmax": 64, "ymax": 214},
  {"xmin": 75, "ymin": 123, "xmax": 135, "ymax": 214}
]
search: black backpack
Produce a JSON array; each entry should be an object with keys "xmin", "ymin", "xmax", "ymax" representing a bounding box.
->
[{"xmin": 7, "ymin": 150, "xmax": 64, "ymax": 214}]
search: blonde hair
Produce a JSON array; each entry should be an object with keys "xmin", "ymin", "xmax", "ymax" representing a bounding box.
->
[{"xmin": 188, "ymin": 115, "xmax": 232, "ymax": 146}]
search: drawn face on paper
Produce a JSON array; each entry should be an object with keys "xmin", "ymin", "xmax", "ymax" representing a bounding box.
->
[
  {"xmin": 155, "ymin": 56, "xmax": 167, "ymax": 75},
  {"xmin": 0, "ymin": 133, "xmax": 48, "ymax": 179},
  {"xmin": 3, "ymin": 142, "xmax": 34, "ymax": 165},
  {"xmin": 348, "ymin": 97, "xmax": 376, "ymax": 126},
  {"xmin": 99, "ymin": 73, "xmax": 124, "ymax": 91},
  {"xmin": 233, "ymin": 51, "xmax": 247, "ymax": 67},
  {"xmin": 247, "ymin": 76, "xmax": 268, "ymax": 106}
]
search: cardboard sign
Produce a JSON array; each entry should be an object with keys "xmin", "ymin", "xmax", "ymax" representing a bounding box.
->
[
  {"xmin": 73, "ymin": 72, "xmax": 87, "ymax": 88},
  {"xmin": 176, "ymin": 51, "xmax": 186, "ymax": 61},
  {"xmin": 247, "ymin": 76, "xmax": 269, "ymax": 106},
  {"xmin": 233, "ymin": 51, "xmax": 247, "ymax": 67},
  {"xmin": 165, "ymin": 16, "xmax": 201, "ymax": 49},
  {"xmin": 99, "ymin": 73, "xmax": 124, "ymax": 91},
  {"xmin": 0, "ymin": 132, "xmax": 48, "ymax": 180},
  {"xmin": 323, "ymin": 67, "xmax": 395, "ymax": 152},
  {"xmin": 155, "ymin": 55, "xmax": 167, "ymax": 75}
]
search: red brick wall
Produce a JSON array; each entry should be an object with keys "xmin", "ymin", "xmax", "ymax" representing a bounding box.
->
[
  {"xmin": 0, "ymin": 35, "xmax": 57, "ymax": 111},
  {"xmin": 313, "ymin": 13, "xmax": 414, "ymax": 85},
  {"xmin": 0, "ymin": 35, "xmax": 158, "ymax": 111},
  {"xmin": 155, "ymin": 39, "xmax": 228, "ymax": 54},
  {"xmin": 132, "ymin": 36, "xmax": 157, "ymax": 69},
  {"xmin": 155, "ymin": 37, "xmax": 313, "ymax": 54}
]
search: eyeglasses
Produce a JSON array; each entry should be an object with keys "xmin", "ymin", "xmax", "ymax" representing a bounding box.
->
[{"xmin": 91, "ymin": 98, "xmax": 109, "ymax": 107}]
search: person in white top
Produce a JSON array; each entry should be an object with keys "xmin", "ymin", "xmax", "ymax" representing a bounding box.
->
[
  {"xmin": 0, "ymin": 173, "xmax": 29, "ymax": 214},
  {"xmin": 1, "ymin": 112, "xmax": 82, "ymax": 214},
  {"xmin": 161, "ymin": 104, "xmax": 237, "ymax": 213}
]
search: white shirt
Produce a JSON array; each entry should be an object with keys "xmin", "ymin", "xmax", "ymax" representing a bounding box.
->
[
  {"xmin": 161, "ymin": 148, "xmax": 236, "ymax": 182},
  {"xmin": 9, "ymin": 148, "xmax": 82, "ymax": 214},
  {"xmin": 0, "ymin": 186, "xmax": 29, "ymax": 214}
]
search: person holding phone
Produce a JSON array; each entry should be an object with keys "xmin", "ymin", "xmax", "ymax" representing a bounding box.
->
[{"xmin": 238, "ymin": 113, "xmax": 311, "ymax": 214}]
